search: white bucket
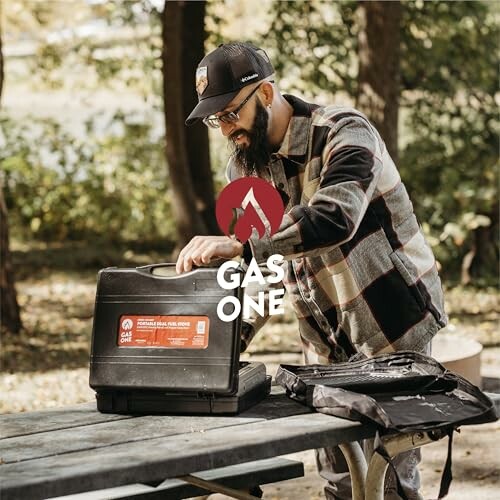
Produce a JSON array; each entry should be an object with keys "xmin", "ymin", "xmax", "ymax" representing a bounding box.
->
[{"xmin": 432, "ymin": 333, "xmax": 483, "ymax": 388}]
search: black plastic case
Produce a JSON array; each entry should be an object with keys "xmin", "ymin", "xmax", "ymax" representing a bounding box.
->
[
  {"xmin": 96, "ymin": 362, "xmax": 271, "ymax": 415},
  {"xmin": 89, "ymin": 264, "xmax": 270, "ymax": 414}
]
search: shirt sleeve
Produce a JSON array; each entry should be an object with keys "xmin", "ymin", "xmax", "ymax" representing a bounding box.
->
[{"xmin": 248, "ymin": 116, "xmax": 385, "ymax": 262}]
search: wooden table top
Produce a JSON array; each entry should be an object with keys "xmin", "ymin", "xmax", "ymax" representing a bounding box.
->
[{"xmin": 0, "ymin": 387, "xmax": 376, "ymax": 500}]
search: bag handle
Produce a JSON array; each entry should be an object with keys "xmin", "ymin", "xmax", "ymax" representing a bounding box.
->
[{"xmin": 136, "ymin": 263, "xmax": 188, "ymax": 277}]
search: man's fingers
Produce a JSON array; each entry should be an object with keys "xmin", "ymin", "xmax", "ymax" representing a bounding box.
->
[
  {"xmin": 201, "ymin": 243, "xmax": 217, "ymax": 264},
  {"xmin": 176, "ymin": 241, "xmax": 191, "ymax": 273},
  {"xmin": 177, "ymin": 239, "xmax": 209, "ymax": 273},
  {"xmin": 176, "ymin": 237, "xmax": 242, "ymax": 274},
  {"xmin": 177, "ymin": 237, "xmax": 199, "ymax": 261},
  {"xmin": 176, "ymin": 237, "xmax": 202, "ymax": 273},
  {"xmin": 177, "ymin": 251, "xmax": 195, "ymax": 274},
  {"xmin": 181, "ymin": 257, "xmax": 192, "ymax": 273}
]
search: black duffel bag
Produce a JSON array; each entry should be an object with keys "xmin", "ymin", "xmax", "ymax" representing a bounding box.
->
[{"xmin": 276, "ymin": 351, "xmax": 497, "ymax": 499}]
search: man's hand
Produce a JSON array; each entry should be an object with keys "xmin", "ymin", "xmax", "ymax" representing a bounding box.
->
[{"xmin": 176, "ymin": 236, "xmax": 244, "ymax": 274}]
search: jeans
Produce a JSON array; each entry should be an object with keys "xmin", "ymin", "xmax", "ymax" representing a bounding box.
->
[{"xmin": 315, "ymin": 441, "xmax": 423, "ymax": 500}]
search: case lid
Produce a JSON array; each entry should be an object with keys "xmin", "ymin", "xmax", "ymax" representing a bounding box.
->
[{"xmin": 89, "ymin": 263, "xmax": 244, "ymax": 395}]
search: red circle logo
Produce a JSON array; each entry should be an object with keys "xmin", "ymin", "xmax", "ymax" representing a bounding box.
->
[{"xmin": 216, "ymin": 178, "xmax": 285, "ymax": 244}]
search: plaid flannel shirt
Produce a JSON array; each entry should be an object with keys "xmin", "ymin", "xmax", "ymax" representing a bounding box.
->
[{"xmin": 227, "ymin": 95, "xmax": 447, "ymax": 362}]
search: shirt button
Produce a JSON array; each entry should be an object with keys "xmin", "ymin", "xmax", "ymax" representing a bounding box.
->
[
  {"xmin": 262, "ymin": 251, "xmax": 270, "ymax": 259},
  {"xmin": 295, "ymin": 258, "xmax": 302, "ymax": 264},
  {"xmin": 278, "ymin": 182, "xmax": 285, "ymax": 189}
]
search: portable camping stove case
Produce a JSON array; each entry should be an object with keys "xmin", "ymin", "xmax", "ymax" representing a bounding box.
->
[{"xmin": 89, "ymin": 264, "xmax": 270, "ymax": 415}]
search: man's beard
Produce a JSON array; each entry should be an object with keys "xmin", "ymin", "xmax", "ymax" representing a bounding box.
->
[{"xmin": 229, "ymin": 100, "xmax": 271, "ymax": 177}]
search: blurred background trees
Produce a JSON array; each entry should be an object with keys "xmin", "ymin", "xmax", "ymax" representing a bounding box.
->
[
  {"xmin": 266, "ymin": 0, "xmax": 498, "ymax": 284},
  {"xmin": 0, "ymin": 0, "xmax": 498, "ymax": 333}
]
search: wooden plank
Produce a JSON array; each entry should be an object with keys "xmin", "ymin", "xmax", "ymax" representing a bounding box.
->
[
  {"xmin": 49, "ymin": 458, "xmax": 304, "ymax": 500},
  {"xmin": 0, "ymin": 388, "xmax": 311, "ymax": 464},
  {"xmin": 156, "ymin": 458, "xmax": 304, "ymax": 500},
  {"xmin": 191, "ymin": 456, "xmax": 304, "ymax": 484},
  {"xmin": 0, "ymin": 414, "xmax": 264, "ymax": 464},
  {"xmin": 0, "ymin": 403, "xmax": 133, "ymax": 439},
  {"xmin": 50, "ymin": 484, "xmax": 156, "ymax": 500},
  {"xmin": 0, "ymin": 412, "xmax": 376, "ymax": 500},
  {"xmin": 0, "ymin": 385, "xmax": 304, "ymax": 440}
]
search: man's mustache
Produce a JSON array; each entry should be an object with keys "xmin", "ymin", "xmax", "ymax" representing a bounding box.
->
[{"xmin": 229, "ymin": 129, "xmax": 250, "ymax": 143}]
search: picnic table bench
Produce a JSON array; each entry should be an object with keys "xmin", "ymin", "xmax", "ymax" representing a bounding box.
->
[{"xmin": 1, "ymin": 386, "xmax": 498, "ymax": 500}]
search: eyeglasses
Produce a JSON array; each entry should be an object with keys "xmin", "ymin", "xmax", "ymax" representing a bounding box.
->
[{"xmin": 203, "ymin": 82, "xmax": 272, "ymax": 129}]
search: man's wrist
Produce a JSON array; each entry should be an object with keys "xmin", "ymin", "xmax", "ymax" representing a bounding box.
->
[
  {"xmin": 235, "ymin": 239, "xmax": 244, "ymax": 256},
  {"xmin": 231, "ymin": 236, "xmax": 244, "ymax": 256}
]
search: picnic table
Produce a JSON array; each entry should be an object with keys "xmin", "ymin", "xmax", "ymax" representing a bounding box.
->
[{"xmin": 1, "ymin": 386, "xmax": 497, "ymax": 500}]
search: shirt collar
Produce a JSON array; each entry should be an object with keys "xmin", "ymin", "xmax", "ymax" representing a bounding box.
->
[{"xmin": 274, "ymin": 95, "xmax": 317, "ymax": 160}]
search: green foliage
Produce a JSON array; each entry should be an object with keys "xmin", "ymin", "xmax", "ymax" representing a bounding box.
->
[
  {"xmin": 19, "ymin": 0, "xmax": 163, "ymax": 95},
  {"xmin": 3, "ymin": 0, "xmax": 171, "ymax": 248},
  {"xmin": 1, "ymin": 112, "xmax": 174, "ymax": 244},
  {"xmin": 3, "ymin": 0, "xmax": 498, "ymax": 283},
  {"xmin": 398, "ymin": 1, "xmax": 499, "ymax": 280},
  {"xmin": 265, "ymin": 0, "xmax": 358, "ymax": 97},
  {"xmin": 264, "ymin": 0, "xmax": 498, "ymax": 282},
  {"xmin": 206, "ymin": 0, "xmax": 228, "ymax": 47}
]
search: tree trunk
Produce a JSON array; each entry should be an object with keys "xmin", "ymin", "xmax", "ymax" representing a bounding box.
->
[
  {"xmin": 356, "ymin": 1, "xmax": 402, "ymax": 163},
  {"xmin": 0, "ymin": 6, "xmax": 3, "ymax": 107},
  {"xmin": 461, "ymin": 210, "xmax": 499, "ymax": 286},
  {"xmin": 181, "ymin": 2, "xmax": 219, "ymax": 235},
  {"xmin": 0, "ymin": 9, "xmax": 22, "ymax": 334},
  {"xmin": 1, "ymin": 189, "xmax": 23, "ymax": 335},
  {"xmin": 162, "ymin": 1, "xmax": 218, "ymax": 252}
]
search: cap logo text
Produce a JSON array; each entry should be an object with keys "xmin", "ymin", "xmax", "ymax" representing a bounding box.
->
[{"xmin": 241, "ymin": 73, "xmax": 258, "ymax": 83}]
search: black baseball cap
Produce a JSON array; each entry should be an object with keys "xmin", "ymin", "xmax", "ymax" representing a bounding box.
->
[{"xmin": 185, "ymin": 42, "xmax": 274, "ymax": 126}]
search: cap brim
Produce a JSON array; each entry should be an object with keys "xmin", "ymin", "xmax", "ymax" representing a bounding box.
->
[{"xmin": 185, "ymin": 90, "xmax": 240, "ymax": 126}]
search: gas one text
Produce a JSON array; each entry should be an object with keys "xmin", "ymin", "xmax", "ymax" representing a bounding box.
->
[{"xmin": 216, "ymin": 254, "xmax": 285, "ymax": 322}]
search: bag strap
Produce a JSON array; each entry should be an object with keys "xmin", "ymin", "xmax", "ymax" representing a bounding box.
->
[
  {"xmin": 374, "ymin": 428, "xmax": 455, "ymax": 500},
  {"xmin": 437, "ymin": 428, "xmax": 455, "ymax": 499}
]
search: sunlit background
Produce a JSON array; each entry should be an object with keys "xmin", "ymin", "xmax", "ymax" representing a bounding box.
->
[
  {"xmin": 1, "ymin": 0, "xmax": 498, "ymax": 406},
  {"xmin": 1, "ymin": 4, "xmax": 498, "ymax": 497}
]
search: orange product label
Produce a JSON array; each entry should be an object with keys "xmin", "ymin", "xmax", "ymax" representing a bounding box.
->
[{"xmin": 117, "ymin": 315, "xmax": 209, "ymax": 349}]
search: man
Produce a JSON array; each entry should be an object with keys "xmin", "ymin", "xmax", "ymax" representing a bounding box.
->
[{"xmin": 177, "ymin": 42, "xmax": 447, "ymax": 499}]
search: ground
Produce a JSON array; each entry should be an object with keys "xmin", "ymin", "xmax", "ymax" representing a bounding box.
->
[{"xmin": 1, "ymin": 251, "xmax": 499, "ymax": 499}]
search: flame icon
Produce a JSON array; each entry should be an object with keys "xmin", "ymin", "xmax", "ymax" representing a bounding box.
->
[
  {"xmin": 216, "ymin": 178, "xmax": 285, "ymax": 243},
  {"xmin": 121, "ymin": 318, "xmax": 133, "ymax": 330},
  {"xmin": 234, "ymin": 189, "xmax": 266, "ymax": 242}
]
